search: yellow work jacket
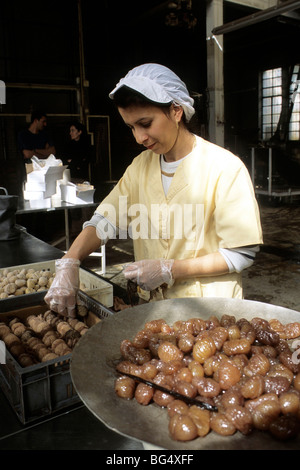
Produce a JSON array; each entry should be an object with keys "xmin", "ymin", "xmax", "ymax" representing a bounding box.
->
[{"xmin": 96, "ymin": 136, "xmax": 263, "ymax": 301}]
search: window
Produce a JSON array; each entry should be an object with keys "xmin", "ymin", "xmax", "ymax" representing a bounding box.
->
[
  {"xmin": 261, "ymin": 65, "xmax": 300, "ymax": 141},
  {"xmin": 261, "ymin": 68, "xmax": 282, "ymax": 141},
  {"xmin": 289, "ymin": 65, "xmax": 300, "ymax": 141}
]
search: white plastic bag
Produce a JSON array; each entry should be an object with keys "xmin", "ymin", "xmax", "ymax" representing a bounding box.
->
[{"xmin": 31, "ymin": 154, "xmax": 63, "ymax": 170}]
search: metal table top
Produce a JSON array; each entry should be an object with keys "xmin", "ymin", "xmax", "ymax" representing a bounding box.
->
[
  {"xmin": 0, "ymin": 228, "xmax": 63, "ymax": 269},
  {"xmin": 17, "ymin": 199, "xmax": 99, "ymax": 215}
]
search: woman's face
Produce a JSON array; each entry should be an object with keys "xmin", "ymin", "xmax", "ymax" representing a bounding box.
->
[
  {"xmin": 118, "ymin": 104, "xmax": 181, "ymax": 155},
  {"xmin": 70, "ymin": 125, "xmax": 82, "ymax": 141}
]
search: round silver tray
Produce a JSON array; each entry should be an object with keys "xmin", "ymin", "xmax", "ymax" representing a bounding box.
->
[{"xmin": 71, "ymin": 297, "xmax": 300, "ymax": 450}]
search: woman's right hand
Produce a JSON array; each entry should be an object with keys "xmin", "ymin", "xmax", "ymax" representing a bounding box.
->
[
  {"xmin": 44, "ymin": 258, "xmax": 80, "ymax": 318},
  {"xmin": 123, "ymin": 259, "xmax": 174, "ymax": 291}
]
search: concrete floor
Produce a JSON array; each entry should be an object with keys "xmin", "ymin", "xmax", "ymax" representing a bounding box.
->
[{"xmin": 242, "ymin": 200, "xmax": 300, "ymax": 312}]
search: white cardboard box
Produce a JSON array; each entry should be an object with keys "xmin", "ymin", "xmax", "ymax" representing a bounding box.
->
[
  {"xmin": 25, "ymin": 164, "xmax": 67, "ymax": 199},
  {"xmin": 60, "ymin": 182, "xmax": 95, "ymax": 204},
  {"xmin": 23, "ymin": 189, "xmax": 46, "ymax": 200},
  {"xmin": 24, "ymin": 198, "xmax": 52, "ymax": 209}
]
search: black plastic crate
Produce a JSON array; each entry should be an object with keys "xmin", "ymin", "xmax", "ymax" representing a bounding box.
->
[
  {"xmin": 0, "ymin": 348, "xmax": 76, "ymax": 424},
  {"xmin": 0, "ymin": 300, "xmax": 114, "ymax": 424}
]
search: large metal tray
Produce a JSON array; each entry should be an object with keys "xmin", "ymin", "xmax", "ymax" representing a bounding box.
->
[{"xmin": 70, "ymin": 297, "xmax": 300, "ymax": 450}]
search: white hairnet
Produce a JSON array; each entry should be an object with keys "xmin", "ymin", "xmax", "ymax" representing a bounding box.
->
[{"xmin": 109, "ymin": 63, "xmax": 195, "ymax": 122}]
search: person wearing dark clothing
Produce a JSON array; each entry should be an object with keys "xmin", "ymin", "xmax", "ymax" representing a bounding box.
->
[
  {"xmin": 16, "ymin": 111, "xmax": 56, "ymax": 201},
  {"xmin": 18, "ymin": 111, "xmax": 56, "ymax": 163},
  {"xmin": 64, "ymin": 121, "xmax": 92, "ymax": 181},
  {"xmin": 16, "ymin": 112, "xmax": 56, "ymax": 239}
]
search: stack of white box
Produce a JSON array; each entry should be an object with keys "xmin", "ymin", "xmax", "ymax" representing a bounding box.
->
[{"xmin": 24, "ymin": 160, "xmax": 67, "ymax": 204}]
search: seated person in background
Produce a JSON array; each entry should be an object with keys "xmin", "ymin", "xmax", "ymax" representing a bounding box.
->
[
  {"xmin": 63, "ymin": 121, "xmax": 92, "ymax": 181},
  {"xmin": 18, "ymin": 111, "xmax": 56, "ymax": 163}
]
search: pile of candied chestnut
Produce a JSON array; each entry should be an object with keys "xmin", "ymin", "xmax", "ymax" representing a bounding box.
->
[{"xmin": 114, "ymin": 314, "xmax": 300, "ymax": 442}]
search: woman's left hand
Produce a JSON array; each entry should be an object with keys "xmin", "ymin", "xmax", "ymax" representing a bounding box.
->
[{"xmin": 123, "ymin": 259, "xmax": 174, "ymax": 291}]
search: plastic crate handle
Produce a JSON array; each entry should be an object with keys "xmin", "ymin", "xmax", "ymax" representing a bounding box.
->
[{"xmin": 0, "ymin": 187, "xmax": 8, "ymax": 195}]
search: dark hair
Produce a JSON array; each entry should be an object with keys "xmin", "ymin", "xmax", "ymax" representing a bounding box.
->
[
  {"xmin": 31, "ymin": 111, "xmax": 47, "ymax": 123},
  {"xmin": 113, "ymin": 86, "xmax": 188, "ymax": 127},
  {"xmin": 69, "ymin": 121, "xmax": 87, "ymax": 137},
  {"xmin": 113, "ymin": 86, "xmax": 171, "ymax": 110}
]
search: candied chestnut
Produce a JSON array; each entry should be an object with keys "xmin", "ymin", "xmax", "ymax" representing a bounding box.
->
[
  {"xmin": 189, "ymin": 318, "xmax": 207, "ymax": 335},
  {"xmin": 153, "ymin": 372, "xmax": 174, "ymax": 389},
  {"xmin": 209, "ymin": 327, "xmax": 228, "ymax": 350},
  {"xmin": 223, "ymin": 339, "xmax": 252, "ymax": 356},
  {"xmin": 134, "ymin": 383, "xmax": 154, "ymax": 405},
  {"xmin": 220, "ymin": 385, "xmax": 244, "ymax": 408},
  {"xmin": 279, "ymin": 391, "xmax": 300, "ymax": 415},
  {"xmin": 173, "ymin": 320, "xmax": 193, "ymax": 335},
  {"xmin": 188, "ymin": 360, "xmax": 205, "ymax": 379},
  {"xmin": 153, "ymin": 389, "xmax": 174, "ymax": 407},
  {"xmin": 120, "ymin": 339, "xmax": 152, "ymax": 365},
  {"xmin": 114, "ymin": 376, "xmax": 136, "ymax": 399},
  {"xmin": 158, "ymin": 341, "xmax": 184, "ymax": 363},
  {"xmin": 269, "ymin": 319, "xmax": 286, "ymax": 339},
  {"xmin": 232, "ymin": 354, "xmax": 248, "ymax": 372},
  {"xmin": 264, "ymin": 376, "xmax": 290, "ymax": 395},
  {"xmin": 193, "ymin": 336, "xmax": 216, "ymax": 364},
  {"xmin": 279, "ymin": 350, "xmax": 300, "ymax": 374},
  {"xmin": 167, "ymin": 399, "xmax": 189, "ymax": 417},
  {"xmin": 251, "ymin": 317, "xmax": 280, "ymax": 346},
  {"xmin": 220, "ymin": 314, "xmax": 236, "ymax": 328},
  {"xmin": 203, "ymin": 353, "xmax": 225, "ymax": 376},
  {"xmin": 205, "ymin": 315, "xmax": 220, "ymax": 330},
  {"xmin": 174, "ymin": 380, "xmax": 197, "ymax": 399},
  {"xmin": 175, "ymin": 367, "xmax": 193, "ymax": 383},
  {"xmin": 244, "ymin": 353, "xmax": 270, "ymax": 377},
  {"xmin": 268, "ymin": 363, "xmax": 294, "ymax": 384},
  {"xmin": 144, "ymin": 319, "xmax": 168, "ymax": 333},
  {"xmin": 177, "ymin": 333, "xmax": 195, "ymax": 353},
  {"xmin": 284, "ymin": 322, "xmax": 300, "ymax": 340},
  {"xmin": 245, "ymin": 393, "xmax": 279, "ymax": 414},
  {"xmin": 210, "ymin": 412, "xmax": 236, "ymax": 436},
  {"xmin": 160, "ymin": 360, "xmax": 183, "ymax": 376},
  {"xmin": 132, "ymin": 329, "xmax": 153, "ymax": 349},
  {"xmin": 262, "ymin": 345, "xmax": 277, "ymax": 359},
  {"xmin": 225, "ymin": 405, "xmax": 253, "ymax": 435},
  {"xmin": 227, "ymin": 324, "xmax": 241, "ymax": 340},
  {"xmin": 269, "ymin": 414, "xmax": 300, "ymax": 441},
  {"xmin": 293, "ymin": 373, "xmax": 300, "ymax": 391},
  {"xmin": 237, "ymin": 319, "xmax": 256, "ymax": 344},
  {"xmin": 141, "ymin": 362, "xmax": 157, "ymax": 380},
  {"xmin": 188, "ymin": 405, "xmax": 210, "ymax": 437},
  {"xmin": 192, "ymin": 377, "xmax": 221, "ymax": 398},
  {"xmin": 168, "ymin": 413, "xmax": 198, "ymax": 441},
  {"xmin": 218, "ymin": 360, "xmax": 241, "ymax": 390},
  {"xmin": 116, "ymin": 360, "xmax": 143, "ymax": 377},
  {"xmin": 251, "ymin": 400, "xmax": 281, "ymax": 431},
  {"xmin": 241, "ymin": 375, "xmax": 265, "ymax": 400}
]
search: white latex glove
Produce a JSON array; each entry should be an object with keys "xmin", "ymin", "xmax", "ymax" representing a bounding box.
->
[
  {"xmin": 44, "ymin": 258, "xmax": 80, "ymax": 318},
  {"xmin": 123, "ymin": 259, "xmax": 174, "ymax": 291}
]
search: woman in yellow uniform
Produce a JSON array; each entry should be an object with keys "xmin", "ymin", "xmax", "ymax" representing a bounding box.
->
[{"xmin": 45, "ymin": 63, "xmax": 263, "ymax": 316}]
